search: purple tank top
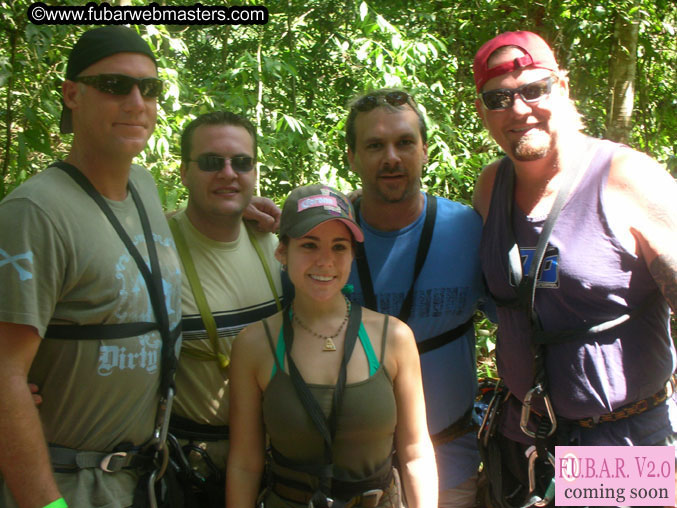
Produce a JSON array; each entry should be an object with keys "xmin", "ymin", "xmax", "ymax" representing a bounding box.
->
[{"xmin": 480, "ymin": 138, "xmax": 674, "ymax": 420}]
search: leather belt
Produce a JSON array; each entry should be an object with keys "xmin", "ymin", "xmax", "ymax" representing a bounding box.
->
[{"xmin": 576, "ymin": 380, "xmax": 675, "ymax": 428}]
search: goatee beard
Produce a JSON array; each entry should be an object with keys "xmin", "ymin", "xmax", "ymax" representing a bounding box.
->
[{"xmin": 512, "ymin": 131, "xmax": 550, "ymax": 161}]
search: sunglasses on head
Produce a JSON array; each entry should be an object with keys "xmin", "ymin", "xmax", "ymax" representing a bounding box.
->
[
  {"xmin": 190, "ymin": 154, "xmax": 255, "ymax": 173},
  {"xmin": 480, "ymin": 77, "xmax": 555, "ymax": 111},
  {"xmin": 74, "ymin": 74, "xmax": 164, "ymax": 98},
  {"xmin": 354, "ymin": 91, "xmax": 413, "ymax": 112}
]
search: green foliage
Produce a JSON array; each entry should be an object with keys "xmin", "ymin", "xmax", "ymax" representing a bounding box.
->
[{"xmin": 1, "ymin": 0, "xmax": 675, "ymax": 206}]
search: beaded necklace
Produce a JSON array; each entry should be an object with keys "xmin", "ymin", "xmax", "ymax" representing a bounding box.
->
[{"xmin": 292, "ymin": 295, "xmax": 351, "ymax": 352}]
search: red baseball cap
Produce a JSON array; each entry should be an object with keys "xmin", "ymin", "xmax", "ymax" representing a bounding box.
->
[{"xmin": 473, "ymin": 31, "xmax": 558, "ymax": 92}]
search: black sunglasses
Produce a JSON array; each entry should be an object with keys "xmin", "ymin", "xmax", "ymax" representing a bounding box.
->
[
  {"xmin": 481, "ymin": 77, "xmax": 555, "ymax": 111},
  {"xmin": 190, "ymin": 154, "xmax": 255, "ymax": 173},
  {"xmin": 74, "ymin": 74, "xmax": 164, "ymax": 98},
  {"xmin": 353, "ymin": 91, "xmax": 414, "ymax": 112}
]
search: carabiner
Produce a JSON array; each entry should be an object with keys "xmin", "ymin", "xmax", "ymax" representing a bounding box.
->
[
  {"xmin": 144, "ymin": 440, "xmax": 169, "ymax": 508},
  {"xmin": 525, "ymin": 447, "xmax": 555, "ymax": 507},
  {"xmin": 148, "ymin": 468, "xmax": 159, "ymax": 508},
  {"xmin": 151, "ymin": 388, "xmax": 175, "ymax": 446},
  {"xmin": 154, "ymin": 441, "xmax": 169, "ymax": 481},
  {"xmin": 520, "ymin": 385, "xmax": 557, "ymax": 438}
]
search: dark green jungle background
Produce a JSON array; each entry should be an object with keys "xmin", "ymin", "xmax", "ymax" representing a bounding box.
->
[{"xmin": 1, "ymin": 0, "xmax": 676, "ymax": 370}]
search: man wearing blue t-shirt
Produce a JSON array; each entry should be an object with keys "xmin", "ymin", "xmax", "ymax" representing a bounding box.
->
[{"xmin": 345, "ymin": 88, "xmax": 489, "ymax": 507}]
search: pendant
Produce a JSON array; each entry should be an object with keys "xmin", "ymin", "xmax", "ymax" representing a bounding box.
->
[{"xmin": 323, "ymin": 337, "xmax": 337, "ymax": 352}]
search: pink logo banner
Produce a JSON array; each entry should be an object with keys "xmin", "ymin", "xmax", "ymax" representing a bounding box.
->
[{"xmin": 555, "ymin": 446, "xmax": 675, "ymax": 506}]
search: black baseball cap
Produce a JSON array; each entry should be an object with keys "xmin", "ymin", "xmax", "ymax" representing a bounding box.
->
[
  {"xmin": 279, "ymin": 184, "xmax": 364, "ymax": 242},
  {"xmin": 60, "ymin": 26, "xmax": 157, "ymax": 134}
]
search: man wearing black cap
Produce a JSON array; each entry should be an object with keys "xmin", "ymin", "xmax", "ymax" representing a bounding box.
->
[
  {"xmin": 0, "ymin": 26, "xmax": 181, "ymax": 508},
  {"xmin": 472, "ymin": 31, "xmax": 677, "ymax": 507}
]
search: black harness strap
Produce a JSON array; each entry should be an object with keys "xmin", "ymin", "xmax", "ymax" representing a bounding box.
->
[
  {"xmin": 46, "ymin": 161, "xmax": 179, "ymax": 395},
  {"xmin": 353, "ymin": 201, "xmax": 377, "ymax": 312},
  {"xmin": 281, "ymin": 303, "xmax": 361, "ymax": 502},
  {"xmin": 45, "ymin": 322, "xmax": 158, "ymax": 340},
  {"xmin": 416, "ymin": 316, "xmax": 474, "ymax": 354},
  {"xmin": 354, "ymin": 194, "xmax": 437, "ymax": 324},
  {"xmin": 168, "ymin": 414, "xmax": 229, "ymax": 442}
]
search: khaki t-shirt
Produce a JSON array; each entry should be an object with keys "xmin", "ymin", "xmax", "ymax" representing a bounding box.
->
[
  {"xmin": 171, "ymin": 209, "xmax": 282, "ymax": 471},
  {"xmin": 0, "ymin": 165, "xmax": 182, "ymax": 508}
]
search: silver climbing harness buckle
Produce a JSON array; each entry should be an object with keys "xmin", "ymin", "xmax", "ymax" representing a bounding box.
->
[{"xmin": 520, "ymin": 384, "xmax": 557, "ymax": 438}]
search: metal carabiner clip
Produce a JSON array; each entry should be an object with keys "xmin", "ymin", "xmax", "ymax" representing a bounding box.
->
[
  {"xmin": 147, "ymin": 468, "xmax": 159, "ymax": 508},
  {"xmin": 145, "ymin": 440, "xmax": 169, "ymax": 508},
  {"xmin": 520, "ymin": 384, "xmax": 557, "ymax": 438},
  {"xmin": 525, "ymin": 446, "xmax": 556, "ymax": 507}
]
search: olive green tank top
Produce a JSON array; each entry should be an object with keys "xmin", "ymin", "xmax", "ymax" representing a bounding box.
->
[{"xmin": 261, "ymin": 314, "xmax": 396, "ymax": 492}]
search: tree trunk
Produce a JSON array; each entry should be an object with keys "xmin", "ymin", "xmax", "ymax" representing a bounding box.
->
[
  {"xmin": 605, "ymin": 9, "xmax": 640, "ymax": 144},
  {"xmin": 1, "ymin": 27, "xmax": 18, "ymax": 198}
]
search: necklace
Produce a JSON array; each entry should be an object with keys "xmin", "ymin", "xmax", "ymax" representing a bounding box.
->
[{"xmin": 293, "ymin": 296, "xmax": 351, "ymax": 352}]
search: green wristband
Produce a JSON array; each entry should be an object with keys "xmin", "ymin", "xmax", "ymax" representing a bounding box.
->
[{"xmin": 43, "ymin": 498, "xmax": 68, "ymax": 508}]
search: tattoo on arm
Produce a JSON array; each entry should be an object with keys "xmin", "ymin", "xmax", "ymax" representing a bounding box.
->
[{"xmin": 649, "ymin": 253, "xmax": 677, "ymax": 313}]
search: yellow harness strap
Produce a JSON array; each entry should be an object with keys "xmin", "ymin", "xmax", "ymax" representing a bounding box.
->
[{"xmin": 169, "ymin": 216, "xmax": 281, "ymax": 369}]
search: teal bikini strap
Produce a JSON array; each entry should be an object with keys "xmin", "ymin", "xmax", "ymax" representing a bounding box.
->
[
  {"xmin": 358, "ymin": 322, "xmax": 379, "ymax": 377},
  {"xmin": 272, "ymin": 328, "xmax": 286, "ymax": 379},
  {"xmin": 263, "ymin": 318, "xmax": 285, "ymax": 382},
  {"xmin": 270, "ymin": 311, "xmax": 289, "ymax": 381},
  {"xmin": 272, "ymin": 309, "xmax": 380, "ymax": 379}
]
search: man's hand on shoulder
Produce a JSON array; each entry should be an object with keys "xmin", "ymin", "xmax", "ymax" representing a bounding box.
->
[
  {"xmin": 346, "ymin": 188, "xmax": 362, "ymax": 204},
  {"xmin": 244, "ymin": 196, "xmax": 281, "ymax": 233}
]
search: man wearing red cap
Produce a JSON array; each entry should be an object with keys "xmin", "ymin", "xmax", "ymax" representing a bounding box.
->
[
  {"xmin": 472, "ymin": 31, "xmax": 677, "ymax": 507},
  {"xmin": 0, "ymin": 26, "xmax": 181, "ymax": 508}
]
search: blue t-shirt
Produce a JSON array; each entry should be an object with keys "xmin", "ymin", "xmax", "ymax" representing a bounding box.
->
[{"xmin": 348, "ymin": 193, "xmax": 488, "ymax": 490}]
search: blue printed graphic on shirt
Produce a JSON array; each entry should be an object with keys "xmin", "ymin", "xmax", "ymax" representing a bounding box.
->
[
  {"xmin": 97, "ymin": 233, "xmax": 180, "ymax": 377},
  {"xmin": 515, "ymin": 245, "xmax": 560, "ymax": 288},
  {"xmin": 0, "ymin": 248, "xmax": 33, "ymax": 281}
]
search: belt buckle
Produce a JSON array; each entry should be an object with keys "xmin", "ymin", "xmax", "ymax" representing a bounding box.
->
[
  {"xmin": 100, "ymin": 451, "xmax": 127, "ymax": 472},
  {"xmin": 360, "ymin": 489, "xmax": 383, "ymax": 507}
]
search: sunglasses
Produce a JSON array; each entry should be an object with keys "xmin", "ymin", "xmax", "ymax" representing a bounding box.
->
[
  {"xmin": 74, "ymin": 74, "xmax": 164, "ymax": 98},
  {"xmin": 353, "ymin": 91, "xmax": 414, "ymax": 112},
  {"xmin": 480, "ymin": 77, "xmax": 555, "ymax": 111},
  {"xmin": 190, "ymin": 154, "xmax": 255, "ymax": 173}
]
